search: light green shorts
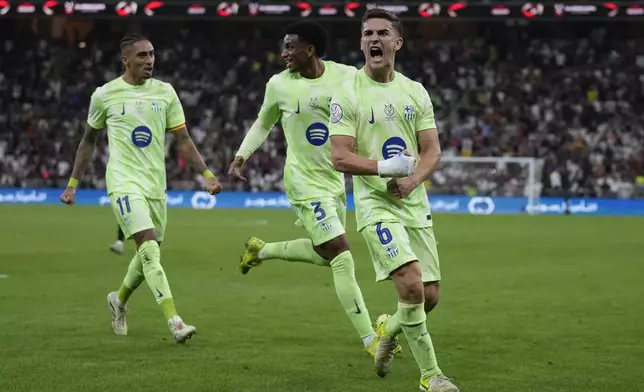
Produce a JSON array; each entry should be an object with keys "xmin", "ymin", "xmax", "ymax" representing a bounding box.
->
[
  {"xmin": 292, "ymin": 194, "xmax": 347, "ymax": 246},
  {"xmin": 361, "ymin": 222, "xmax": 441, "ymax": 283},
  {"xmin": 109, "ymin": 192, "xmax": 167, "ymax": 242}
]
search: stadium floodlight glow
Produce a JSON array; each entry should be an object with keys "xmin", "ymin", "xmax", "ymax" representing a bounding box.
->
[
  {"xmin": 344, "ymin": 2, "xmax": 359, "ymax": 17},
  {"xmin": 418, "ymin": 3, "xmax": 440, "ymax": 17},
  {"xmin": 17, "ymin": 2, "xmax": 36, "ymax": 13},
  {"xmin": 115, "ymin": 0, "xmax": 137, "ymax": 16},
  {"xmin": 296, "ymin": 1, "xmax": 311, "ymax": 17},
  {"xmin": 0, "ymin": 0, "xmax": 10, "ymax": 14},
  {"xmin": 43, "ymin": 0, "xmax": 57, "ymax": 15},
  {"xmin": 604, "ymin": 2, "xmax": 618, "ymax": 17},
  {"xmin": 521, "ymin": 2, "xmax": 544, "ymax": 18},
  {"xmin": 217, "ymin": 2, "xmax": 239, "ymax": 17},
  {"xmin": 491, "ymin": 5, "xmax": 510, "ymax": 16},
  {"xmin": 144, "ymin": 1, "xmax": 163, "ymax": 16},
  {"xmin": 447, "ymin": 2, "xmax": 465, "ymax": 17},
  {"xmin": 187, "ymin": 3, "xmax": 205, "ymax": 15}
]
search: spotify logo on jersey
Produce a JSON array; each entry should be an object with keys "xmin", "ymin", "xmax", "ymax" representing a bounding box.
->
[
  {"xmin": 131, "ymin": 126, "xmax": 152, "ymax": 148},
  {"xmin": 382, "ymin": 137, "xmax": 407, "ymax": 159},
  {"xmin": 306, "ymin": 122, "xmax": 329, "ymax": 146}
]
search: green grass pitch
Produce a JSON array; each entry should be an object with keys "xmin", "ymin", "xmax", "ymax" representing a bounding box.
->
[{"xmin": 0, "ymin": 205, "xmax": 642, "ymax": 392}]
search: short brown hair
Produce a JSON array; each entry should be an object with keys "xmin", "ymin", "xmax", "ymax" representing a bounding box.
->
[{"xmin": 362, "ymin": 8, "xmax": 403, "ymax": 37}]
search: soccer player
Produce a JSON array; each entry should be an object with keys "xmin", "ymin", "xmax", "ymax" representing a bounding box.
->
[
  {"xmin": 60, "ymin": 33, "xmax": 222, "ymax": 344},
  {"xmin": 228, "ymin": 21, "xmax": 400, "ymax": 356},
  {"xmin": 328, "ymin": 9, "xmax": 459, "ymax": 391},
  {"xmin": 109, "ymin": 226, "xmax": 125, "ymax": 254}
]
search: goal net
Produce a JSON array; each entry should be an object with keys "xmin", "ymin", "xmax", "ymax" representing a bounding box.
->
[{"xmin": 429, "ymin": 156, "xmax": 544, "ymax": 214}]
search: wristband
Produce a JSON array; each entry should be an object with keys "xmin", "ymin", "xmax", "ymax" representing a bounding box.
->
[
  {"xmin": 202, "ymin": 169, "xmax": 215, "ymax": 179},
  {"xmin": 67, "ymin": 177, "xmax": 79, "ymax": 188}
]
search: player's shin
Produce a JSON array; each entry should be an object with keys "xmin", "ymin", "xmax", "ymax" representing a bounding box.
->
[
  {"xmin": 261, "ymin": 239, "xmax": 328, "ymax": 266},
  {"xmin": 330, "ymin": 251, "xmax": 376, "ymax": 341},
  {"xmin": 117, "ymin": 253, "xmax": 144, "ymax": 304},
  {"xmin": 138, "ymin": 240, "xmax": 177, "ymax": 319},
  {"xmin": 384, "ymin": 311, "xmax": 403, "ymax": 337},
  {"xmin": 398, "ymin": 301, "xmax": 441, "ymax": 380}
]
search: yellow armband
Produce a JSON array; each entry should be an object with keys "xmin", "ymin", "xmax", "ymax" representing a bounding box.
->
[{"xmin": 202, "ymin": 169, "xmax": 215, "ymax": 179}]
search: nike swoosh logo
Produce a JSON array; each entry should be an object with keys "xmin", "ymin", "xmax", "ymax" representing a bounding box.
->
[
  {"xmin": 295, "ymin": 100, "xmax": 300, "ymax": 114},
  {"xmin": 368, "ymin": 107, "xmax": 374, "ymax": 124},
  {"xmin": 354, "ymin": 299, "xmax": 361, "ymax": 314},
  {"xmin": 155, "ymin": 288, "xmax": 163, "ymax": 298},
  {"xmin": 121, "ymin": 103, "xmax": 125, "ymax": 116}
]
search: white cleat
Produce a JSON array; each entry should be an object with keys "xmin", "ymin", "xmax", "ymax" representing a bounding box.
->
[
  {"xmin": 420, "ymin": 373, "xmax": 460, "ymax": 392},
  {"xmin": 107, "ymin": 291, "xmax": 127, "ymax": 336},
  {"xmin": 109, "ymin": 240, "xmax": 124, "ymax": 255},
  {"xmin": 168, "ymin": 316, "xmax": 196, "ymax": 344}
]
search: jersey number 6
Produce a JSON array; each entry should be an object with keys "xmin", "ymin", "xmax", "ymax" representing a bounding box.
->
[{"xmin": 376, "ymin": 223, "xmax": 393, "ymax": 245}]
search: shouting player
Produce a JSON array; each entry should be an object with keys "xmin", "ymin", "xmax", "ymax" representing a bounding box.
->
[
  {"xmin": 61, "ymin": 33, "xmax": 221, "ymax": 344},
  {"xmin": 229, "ymin": 21, "xmax": 399, "ymax": 356},
  {"xmin": 329, "ymin": 9, "xmax": 459, "ymax": 391}
]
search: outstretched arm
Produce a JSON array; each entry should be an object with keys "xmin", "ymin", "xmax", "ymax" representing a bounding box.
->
[
  {"xmin": 69, "ymin": 126, "xmax": 101, "ymax": 182},
  {"xmin": 60, "ymin": 126, "xmax": 101, "ymax": 205},
  {"xmin": 172, "ymin": 125, "xmax": 222, "ymax": 195},
  {"xmin": 173, "ymin": 126, "xmax": 209, "ymax": 175},
  {"xmin": 229, "ymin": 80, "xmax": 281, "ymax": 181}
]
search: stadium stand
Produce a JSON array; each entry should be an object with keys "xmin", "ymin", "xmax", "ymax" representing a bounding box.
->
[{"xmin": 0, "ymin": 20, "xmax": 642, "ymax": 198}]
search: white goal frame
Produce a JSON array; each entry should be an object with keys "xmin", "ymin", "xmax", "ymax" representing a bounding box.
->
[{"xmin": 438, "ymin": 156, "xmax": 543, "ymax": 214}]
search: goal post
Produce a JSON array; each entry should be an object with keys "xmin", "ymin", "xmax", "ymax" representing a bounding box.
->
[{"xmin": 429, "ymin": 156, "xmax": 544, "ymax": 214}]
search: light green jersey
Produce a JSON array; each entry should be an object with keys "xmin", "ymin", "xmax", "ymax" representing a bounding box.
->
[
  {"xmin": 87, "ymin": 77, "xmax": 186, "ymax": 199},
  {"xmin": 257, "ymin": 60, "xmax": 357, "ymax": 201},
  {"xmin": 329, "ymin": 69, "xmax": 437, "ymax": 231}
]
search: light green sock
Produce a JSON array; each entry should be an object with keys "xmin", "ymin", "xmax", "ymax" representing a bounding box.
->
[
  {"xmin": 261, "ymin": 239, "xmax": 328, "ymax": 266},
  {"xmin": 330, "ymin": 251, "xmax": 376, "ymax": 339},
  {"xmin": 384, "ymin": 311, "xmax": 403, "ymax": 337},
  {"xmin": 398, "ymin": 302, "xmax": 441, "ymax": 379},
  {"xmin": 117, "ymin": 253, "xmax": 145, "ymax": 304},
  {"xmin": 138, "ymin": 240, "xmax": 177, "ymax": 319}
]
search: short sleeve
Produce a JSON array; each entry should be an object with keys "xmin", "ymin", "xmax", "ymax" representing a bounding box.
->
[
  {"xmin": 166, "ymin": 85, "xmax": 186, "ymax": 131},
  {"xmin": 257, "ymin": 78, "xmax": 281, "ymax": 130},
  {"xmin": 328, "ymin": 87, "xmax": 357, "ymax": 138},
  {"xmin": 87, "ymin": 89, "xmax": 106, "ymax": 130},
  {"xmin": 416, "ymin": 87, "xmax": 436, "ymax": 132}
]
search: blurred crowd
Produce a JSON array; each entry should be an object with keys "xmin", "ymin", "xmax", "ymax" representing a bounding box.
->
[{"xmin": 0, "ymin": 20, "xmax": 643, "ymax": 199}]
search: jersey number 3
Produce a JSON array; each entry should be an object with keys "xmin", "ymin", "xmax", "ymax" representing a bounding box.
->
[{"xmin": 310, "ymin": 201, "xmax": 327, "ymax": 221}]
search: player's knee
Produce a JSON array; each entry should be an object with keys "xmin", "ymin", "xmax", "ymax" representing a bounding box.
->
[
  {"xmin": 315, "ymin": 234, "xmax": 350, "ymax": 261},
  {"xmin": 392, "ymin": 262, "xmax": 424, "ymax": 303},
  {"xmin": 329, "ymin": 250, "xmax": 354, "ymax": 274},
  {"xmin": 424, "ymin": 281, "xmax": 440, "ymax": 313},
  {"xmin": 138, "ymin": 240, "xmax": 161, "ymax": 268},
  {"xmin": 133, "ymin": 229, "xmax": 157, "ymax": 248}
]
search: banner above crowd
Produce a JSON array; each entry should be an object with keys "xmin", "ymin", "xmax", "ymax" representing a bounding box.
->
[{"xmin": 1, "ymin": 1, "xmax": 643, "ymax": 20}]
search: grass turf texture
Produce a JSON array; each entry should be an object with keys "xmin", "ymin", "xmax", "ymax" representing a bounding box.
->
[{"xmin": 0, "ymin": 205, "xmax": 642, "ymax": 392}]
